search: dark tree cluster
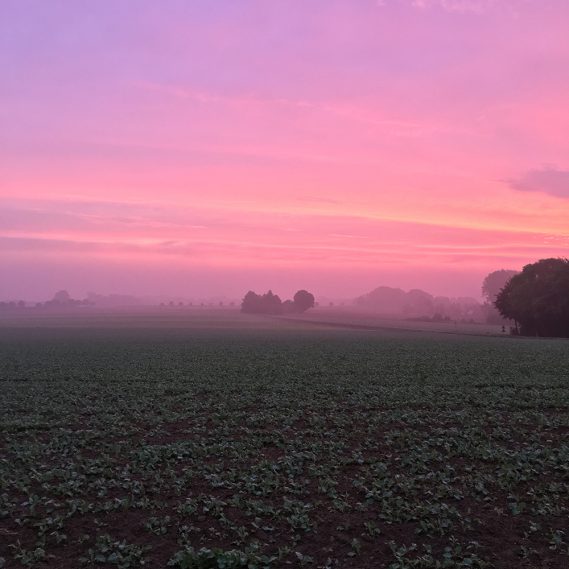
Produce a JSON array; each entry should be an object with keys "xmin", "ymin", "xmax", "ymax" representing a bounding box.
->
[
  {"xmin": 495, "ymin": 258, "xmax": 569, "ymax": 337},
  {"xmin": 241, "ymin": 289, "xmax": 315, "ymax": 315},
  {"xmin": 0, "ymin": 290, "xmax": 92, "ymax": 310},
  {"xmin": 39, "ymin": 290, "xmax": 91, "ymax": 308}
]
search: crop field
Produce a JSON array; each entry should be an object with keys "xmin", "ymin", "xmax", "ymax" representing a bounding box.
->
[
  {"xmin": 276, "ymin": 308, "xmax": 504, "ymax": 336},
  {"xmin": 1, "ymin": 318, "xmax": 569, "ymax": 568}
]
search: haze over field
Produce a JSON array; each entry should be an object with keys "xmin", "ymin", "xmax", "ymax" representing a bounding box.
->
[{"xmin": 2, "ymin": 0, "xmax": 569, "ymax": 300}]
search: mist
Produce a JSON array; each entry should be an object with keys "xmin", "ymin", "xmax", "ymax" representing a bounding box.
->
[{"xmin": 0, "ymin": 256, "xmax": 493, "ymax": 303}]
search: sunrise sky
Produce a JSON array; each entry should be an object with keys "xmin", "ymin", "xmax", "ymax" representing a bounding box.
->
[{"xmin": 2, "ymin": 0, "xmax": 569, "ymax": 300}]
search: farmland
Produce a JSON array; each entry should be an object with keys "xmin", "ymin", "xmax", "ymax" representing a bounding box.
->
[{"xmin": 1, "ymin": 313, "xmax": 569, "ymax": 568}]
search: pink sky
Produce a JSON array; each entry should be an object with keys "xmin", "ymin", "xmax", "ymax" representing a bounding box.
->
[{"xmin": 1, "ymin": 0, "xmax": 569, "ymax": 300}]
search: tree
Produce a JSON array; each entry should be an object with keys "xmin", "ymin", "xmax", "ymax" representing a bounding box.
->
[
  {"xmin": 403, "ymin": 289, "xmax": 434, "ymax": 316},
  {"xmin": 354, "ymin": 286, "xmax": 406, "ymax": 312},
  {"xmin": 241, "ymin": 289, "xmax": 315, "ymax": 315},
  {"xmin": 293, "ymin": 290, "xmax": 315, "ymax": 313},
  {"xmin": 241, "ymin": 290, "xmax": 283, "ymax": 314},
  {"xmin": 241, "ymin": 291, "xmax": 262, "ymax": 313},
  {"xmin": 260, "ymin": 290, "xmax": 283, "ymax": 314},
  {"xmin": 53, "ymin": 290, "xmax": 71, "ymax": 304},
  {"xmin": 495, "ymin": 258, "xmax": 569, "ymax": 337},
  {"xmin": 482, "ymin": 269, "xmax": 519, "ymax": 324},
  {"xmin": 482, "ymin": 270, "xmax": 518, "ymax": 304}
]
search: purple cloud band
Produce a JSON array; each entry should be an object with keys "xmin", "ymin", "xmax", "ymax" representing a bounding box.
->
[{"xmin": 507, "ymin": 167, "xmax": 569, "ymax": 199}]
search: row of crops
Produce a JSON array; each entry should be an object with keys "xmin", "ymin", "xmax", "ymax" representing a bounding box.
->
[{"xmin": 1, "ymin": 326, "xmax": 568, "ymax": 568}]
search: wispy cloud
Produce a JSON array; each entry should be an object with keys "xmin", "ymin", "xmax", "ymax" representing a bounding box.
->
[
  {"xmin": 378, "ymin": 0, "xmax": 537, "ymax": 14},
  {"xmin": 136, "ymin": 80, "xmax": 446, "ymax": 139},
  {"xmin": 411, "ymin": 0, "xmax": 495, "ymax": 13},
  {"xmin": 2, "ymin": 198, "xmax": 568, "ymax": 269},
  {"xmin": 506, "ymin": 167, "xmax": 569, "ymax": 199}
]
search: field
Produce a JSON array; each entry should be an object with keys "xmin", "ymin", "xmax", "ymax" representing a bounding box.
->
[{"xmin": 1, "ymin": 311, "xmax": 569, "ymax": 569}]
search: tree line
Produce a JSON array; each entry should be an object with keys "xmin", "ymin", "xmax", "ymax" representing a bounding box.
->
[{"xmin": 354, "ymin": 286, "xmax": 481, "ymax": 322}]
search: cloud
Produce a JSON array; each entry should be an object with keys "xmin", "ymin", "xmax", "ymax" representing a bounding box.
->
[
  {"xmin": 380, "ymin": 0, "xmax": 522, "ymax": 14},
  {"xmin": 137, "ymin": 80, "xmax": 434, "ymax": 140},
  {"xmin": 507, "ymin": 167, "xmax": 569, "ymax": 198},
  {"xmin": 381, "ymin": 0, "xmax": 492, "ymax": 13}
]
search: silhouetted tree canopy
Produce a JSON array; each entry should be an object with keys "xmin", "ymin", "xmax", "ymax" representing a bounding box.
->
[
  {"xmin": 241, "ymin": 290, "xmax": 283, "ymax": 314},
  {"xmin": 482, "ymin": 269, "xmax": 518, "ymax": 303},
  {"xmin": 241, "ymin": 289, "xmax": 315, "ymax": 315},
  {"xmin": 495, "ymin": 258, "xmax": 569, "ymax": 337},
  {"xmin": 241, "ymin": 291, "xmax": 263, "ymax": 313},
  {"xmin": 293, "ymin": 290, "xmax": 315, "ymax": 313}
]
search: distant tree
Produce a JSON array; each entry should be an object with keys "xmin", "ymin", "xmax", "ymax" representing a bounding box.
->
[
  {"xmin": 404, "ymin": 289, "xmax": 434, "ymax": 316},
  {"xmin": 495, "ymin": 258, "xmax": 569, "ymax": 337},
  {"xmin": 241, "ymin": 289, "xmax": 315, "ymax": 315},
  {"xmin": 293, "ymin": 290, "xmax": 315, "ymax": 313},
  {"xmin": 241, "ymin": 290, "xmax": 284, "ymax": 314},
  {"xmin": 241, "ymin": 291, "xmax": 262, "ymax": 313},
  {"xmin": 482, "ymin": 270, "xmax": 518, "ymax": 304},
  {"xmin": 482, "ymin": 270, "xmax": 519, "ymax": 324},
  {"xmin": 261, "ymin": 290, "xmax": 283, "ymax": 314},
  {"xmin": 53, "ymin": 290, "xmax": 71, "ymax": 304},
  {"xmin": 354, "ymin": 286, "xmax": 407, "ymax": 312}
]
